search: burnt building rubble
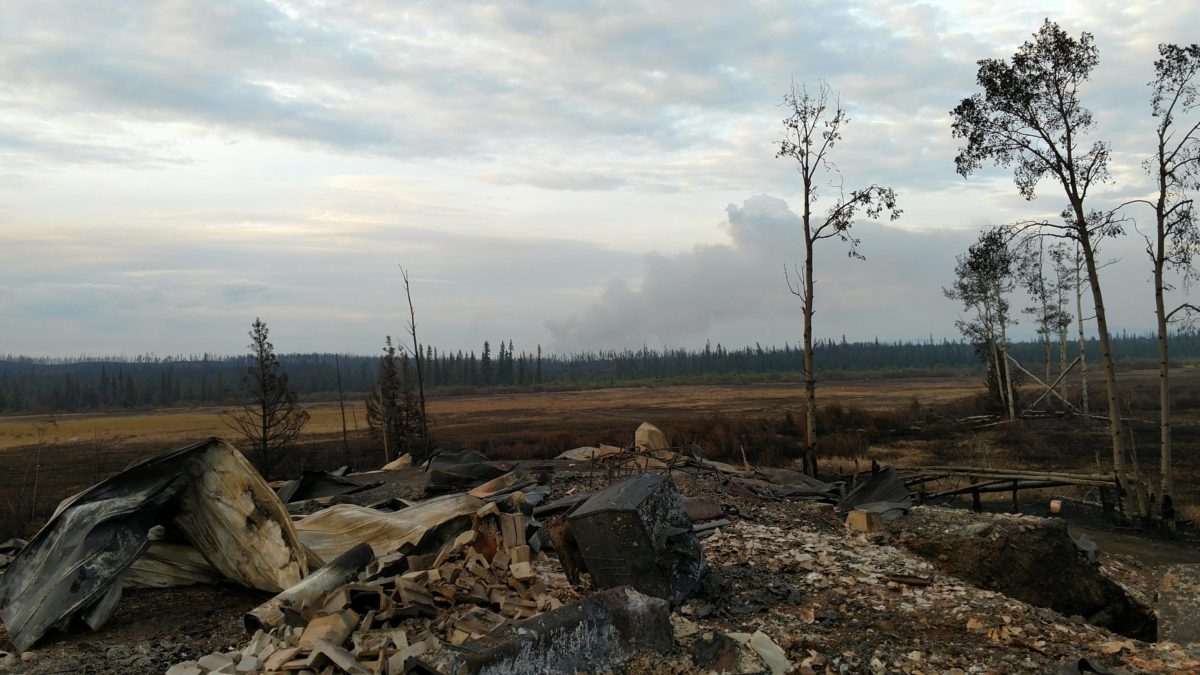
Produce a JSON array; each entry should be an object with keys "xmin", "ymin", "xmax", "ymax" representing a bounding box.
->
[{"xmin": 0, "ymin": 424, "xmax": 1196, "ymax": 674}]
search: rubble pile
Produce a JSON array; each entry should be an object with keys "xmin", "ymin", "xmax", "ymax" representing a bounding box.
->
[
  {"xmin": 166, "ymin": 464, "xmax": 713, "ymax": 674},
  {"xmin": 3, "ymin": 423, "xmax": 1200, "ymax": 674},
  {"xmin": 890, "ymin": 506, "xmax": 1158, "ymax": 640},
  {"xmin": 170, "ymin": 499, "xmax": 585, "ymax": 673},
  {"xmin": 635, "ymin": 500, "xmax": 1200, "ymax": 674}
]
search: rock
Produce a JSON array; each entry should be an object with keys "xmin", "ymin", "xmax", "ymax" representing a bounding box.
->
[
  {"xmin": 962, "ymin": 522, "xmax": 993, "ymax": 537},
  {"xmin": 19, "ymin": 652, "xmax": 35, "ymax": 664},
  {"xmin": 459, "ymin": 585, "xmax": 673, "ymax": 674},
  {"xmin": 567, "ymin": 473, "xmax": 708, "ymax": 606},
  {"xmin": 105, "ymin": 645, "xmax": 132, "ymax": 663},
  {"xmin": 689, "ymin": 631, "xmax": 739, "ymax": 672}
]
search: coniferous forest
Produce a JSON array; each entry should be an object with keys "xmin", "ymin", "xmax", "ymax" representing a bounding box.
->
[{"xmin": 0, "ymin": 332, "xmax": 1195, "ymax": 415}]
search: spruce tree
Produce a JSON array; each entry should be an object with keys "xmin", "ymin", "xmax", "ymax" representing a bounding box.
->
[{"xmin": 221, "ymin": 318, "xmax": 309, "ymax": 478}]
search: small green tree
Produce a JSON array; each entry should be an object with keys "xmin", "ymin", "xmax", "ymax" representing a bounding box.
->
[
  {"xmin": 221, "ymin": 318, "xmax": 309, "ymax": 478},
  {"xmin": 480, "ymin": 340, "xmax": 493, "ymax": 385}
]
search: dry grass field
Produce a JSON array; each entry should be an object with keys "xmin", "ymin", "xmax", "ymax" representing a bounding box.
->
[
  {"xmin": 3, "ymin": 368, "xmax": 1200, "ymax": 540},
  {"xmin": 0, "ymin": 375, "xmax": 984, "ymax": 451}
]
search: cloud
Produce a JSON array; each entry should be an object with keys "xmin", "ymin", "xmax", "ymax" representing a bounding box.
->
[
  {"xmin": 0, "ymin": 201, "xmax": 643, "ymax": 356},
  {"xmin": 479, "ymin": 170, "xmax": 629, "ymax": 192},
  {"xmin": 546, "ymin": 194, "xmax": 1167, "ymax": 352},
  {"xmin": 0, "ymin": 2, "xmax": 1197, "ymax": 357},
  {"xmin": 0, "ymin": 0, "xmax": 1010, "ymax": 191}
]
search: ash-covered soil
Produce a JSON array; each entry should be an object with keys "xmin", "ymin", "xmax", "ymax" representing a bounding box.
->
[{"xmin": 4, "ymin": 466, "xmax": 1200, "ymax": 674}]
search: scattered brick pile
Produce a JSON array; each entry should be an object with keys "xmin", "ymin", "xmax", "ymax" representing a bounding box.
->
[{"xmin": 167, "ymin": 503, "xmax": 580, "ymax": 674}]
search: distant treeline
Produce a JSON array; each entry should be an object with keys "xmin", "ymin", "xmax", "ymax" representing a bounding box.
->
[{"xmin": 1, "ymin": 332, "xmax": 1196, "ymax": 415}]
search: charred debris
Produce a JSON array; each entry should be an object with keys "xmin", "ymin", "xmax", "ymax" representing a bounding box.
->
[{"xmin": 0, "ymin": 424, "xmax": 1195, "ymax": 674}]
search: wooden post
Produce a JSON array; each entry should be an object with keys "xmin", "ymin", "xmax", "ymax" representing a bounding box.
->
[
  {"xmin": 1114, "ymin": 474, "xmax": 1125, "ymax": 521},
  {"xmin": 1011, "ymin": 480, "xmax": 1019, "ymax": 513},
  {"xmin": 971, "ymin": 477, "xmax": 982, "ymax": 513},
  {"xmin": 335, "ymin": 354, "xmax": 349, "ymax": 466},
  {"xmin": 917, "ymin": 481, "xmax": 927, "ymax": 506}
]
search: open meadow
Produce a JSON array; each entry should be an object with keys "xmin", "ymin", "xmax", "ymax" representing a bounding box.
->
[
  {"xmin": 3, "ymin": 367, "xmax": 1200, "ymax": 541},
  {"xmin": 0, "ymin": 375, "xmax": 985, "ymax": 451}
]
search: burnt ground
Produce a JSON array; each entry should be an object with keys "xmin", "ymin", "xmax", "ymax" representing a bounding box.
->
[
  {"xmin": 0, "ymin": 586, "xmax": 261, "ymax": 674},
  {"xmin": 5, "ymin": 464, "xmax": 1200, "ymax": 674},
  {"xmin": 934, "ymin": 493, "xmax": 1200, "ymax": 607}
]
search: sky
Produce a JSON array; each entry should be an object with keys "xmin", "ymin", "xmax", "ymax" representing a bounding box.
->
[{"xmin": 1, "ymin": 0, "xmax": 1197, "ymax": 357}]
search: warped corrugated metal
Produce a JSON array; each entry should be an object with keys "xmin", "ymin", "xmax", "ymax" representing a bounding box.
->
[{"xmin": 0, "ymin": 438, "xmax": 308, "ymax": 652}]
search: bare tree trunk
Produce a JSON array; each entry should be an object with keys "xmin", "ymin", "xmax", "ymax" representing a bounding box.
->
[
  {"xmin": 1054, "ymin": 252, "xmax": 1071, "ymax": 407},
  {"xmin": 1154, "ymin": 232, "xmax": 1173, "ymax": 520},
  {"xmin": 1042, "ymin": 332, "xmax": 1052, "ymax": 403},
  {"xmin": 1075, "ymin": 246, "xmax": 1091, "ymax": 421},
  {"xmin": 401, "ymin": 267, "xmax": 431, "ymax": 463},
  {"xmin": 1126, "ymin": 418, "xmax": 1150, "ymax": 520},
  {"xmin": 1037, "ymin": 241, "xmax": 1052, "ymax": 390},
  {"xmin": 981, "ymin": 299, "xmax": 1006, "ymax": 416},
  {"xmin": 1058, "ymin": 323, "xmax": 1069, "ymax": 408},
  {"xmin": 335, "ymin": 353, "xmax": 349, "ymax": 465},
  {"xmin": 802, "ymin": 185, "xmax": 818, "ymax": 478},
  {"xmin": 30, "ymin": 444, "xmax": 42, "ymax": 521},
  {"xmin": 260, "ymin": 364, "xmax": 271, "ymax": 478},
  {"xmin": 1079, "ymin": 234, "xmax": 1132, "ymax": 515},
  {"xmin": 994, "ymin": 286, "xmax": 1016, "ymax": 421}
]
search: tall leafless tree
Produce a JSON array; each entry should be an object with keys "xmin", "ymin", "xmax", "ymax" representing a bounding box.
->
[
  {"xmin": 1118, "ymin": 43, "xmax": 1200, "ymax": 522},
  {"xmin": 777, "ymin": 80, "xmax": 901, "ymax": 477},
  {"xmin": 400, "ymin": 266, "xmax": 431, "ymax": 463}
]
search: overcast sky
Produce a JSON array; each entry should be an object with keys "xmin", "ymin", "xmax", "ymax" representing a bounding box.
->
[{"xmin": 1, "ymin": 1, "xmax": 1196, "ymax": 357}]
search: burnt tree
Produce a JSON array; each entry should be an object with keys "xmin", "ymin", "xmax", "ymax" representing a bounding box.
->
[
  {"xmin": 951, "ymin": 20, "xmax": 1136, "ymax": 512},
  {"xmin": 221, "ymin": 318, "xmax": 309, "ymax": 478},
  {"xmin": 777, "ymin": 80, "xmax": 901, "ymax": 477}
]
